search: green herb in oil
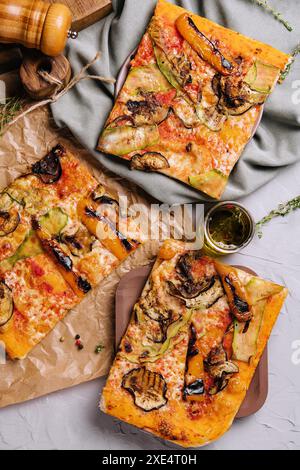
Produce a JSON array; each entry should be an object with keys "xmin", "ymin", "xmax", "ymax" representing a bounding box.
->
[
  {"xmin": 256, "ymin": 196, "xmax": 300, "ymax": 238},
  {"xmin": 208, "ymin": 208, "xmax": 249, "ymax": 248}
]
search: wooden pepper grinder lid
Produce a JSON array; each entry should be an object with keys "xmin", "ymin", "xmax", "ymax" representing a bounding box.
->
[{"xmin": 0, "ymin": 0, "xmax": 75, "ymax": 56}]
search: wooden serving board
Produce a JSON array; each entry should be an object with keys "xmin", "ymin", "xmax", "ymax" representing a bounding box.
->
[{"xmin": 49, "ymin": 0, "xmax": 112, "ymax": 31}]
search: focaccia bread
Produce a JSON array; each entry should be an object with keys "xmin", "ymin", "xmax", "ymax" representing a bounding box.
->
[
  {"xmin": 100, "ymin": 239, "xmax": 288, "ymax": 447},
  {"xmin": 0, "ymin": 145, "xmax": 141, "ymax": 359},
  {"xmin": 98, "ymin": 0, "xmax": 290, "ymax": 199}
]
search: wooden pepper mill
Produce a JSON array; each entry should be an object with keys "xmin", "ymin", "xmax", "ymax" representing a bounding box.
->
[{"xmin": 0, "ymin": 0, "xmax": 77, "ymax": 56}]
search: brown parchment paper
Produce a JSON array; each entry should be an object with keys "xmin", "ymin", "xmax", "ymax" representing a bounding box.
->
[{"xmin": 0, "ymin": 105, "xmax": 161, "ymax": 408}]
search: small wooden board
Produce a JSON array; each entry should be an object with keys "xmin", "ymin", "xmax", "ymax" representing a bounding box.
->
[{"xmin": 49, "ymin": 0, "xmax": 112, "ymax": 31}]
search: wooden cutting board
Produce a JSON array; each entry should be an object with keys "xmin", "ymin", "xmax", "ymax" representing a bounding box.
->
[{"xmin": 49, "ymin": 0, "xmax": 112, "ymax": 31}]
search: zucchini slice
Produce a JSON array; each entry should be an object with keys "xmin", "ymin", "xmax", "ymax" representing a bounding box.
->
[
  {"xmin": 124, "ymin": 65, "xmax": 172, "ymax": 95},
  {"xmin": 153, "ymin": 45, "xmax": 182, "ymax": 91},
  {"xmin": 232, "ymin": 300, "xmax": 266, "ymax": 363},
  {"xmin": 195, "ymin": 104, "xmax": 227, "ymax": 131},
  {"xmin": 172, "ymin": 95, "xmax": 200, "ymax": 128},
  {"xmin": 98, "ymin": 125, "xmax": 159, "ymax": 156},
  {"xmin": 245, "ymin": 277, "xmax": 283, "ymax": 305},
  {"xmin": 126, "ymin": 97, "xmax": 170, "ymax": 126},
  {"xmin": 245, "ymin": 61, "xmax": 280, "ymax": 94},
  {"xmin": 189, "ymin": 170, "xmax": 228, "ymax": 199},
  {"xmin": 39, "ymin": 208, "xmax": 68, "ymax": 237},
  {"xmin": 0, "ymin": 230, "xmax": 43, "ymax": 272},
  {"xmin": 0, "ymin": 281, "xmax": 14, "ymax": 328}
]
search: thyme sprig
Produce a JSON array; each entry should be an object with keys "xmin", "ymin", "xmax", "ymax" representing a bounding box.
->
[
  {"xmin": 251, "ymin": 0, "xmax": 293, "ymax": 32},
  {"xmin": 95, "ymin": 343, "xmax": 105, "ymax": 354},
  {"xmin": 280, "ymin": 42, "xmax": 300, "ymax": 82},
  {"xmin": 256, "ymin": 196, "xmax": 300, "ymax": 238},
  {"xmin": 0, "ymin": 96, "xmax": 22, "ymax": 136}
]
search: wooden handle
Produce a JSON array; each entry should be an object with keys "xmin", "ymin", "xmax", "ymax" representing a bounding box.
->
[{"xmin": 0, "ymin": 0, "xmax": 72, "ymax": 56}]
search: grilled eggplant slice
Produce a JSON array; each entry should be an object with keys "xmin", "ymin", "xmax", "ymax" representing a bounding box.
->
[
  {"xmin": 217, "ymin": 75, "xmax": 266, "ymax": 115},
  {"xmin": 0, "ymin": 281, "xmax": 14, "ymax": 328},
  {"xmin": 176, "ymin": 14, "xmax": 233, "ymax": 75},
  {"xmin": 131, "ymin": 152, "xmax": 170, "ymax": 171},
  {"xmin": 169, "ymin": 276, "xmax": 224, "ymax": 310},
  {"xmin": 168, "ymin": 276, "xmax": 214, "ymax": 300},
  {"xmin": 32, "ymin": 145, "xmax": 63, "ymax": 184},
  {"xmin": 122, "ymin": 367, "xmax": 168, "ymax": 411},
  {"xmin": 204, "ymin": 344, "xmax": 239, "ymax": 395},
  {"xmin": 98, "ymin": 125, "xmax": 159, "ymax": 156},
  {"xmin": 184, "ymin": 379, "xmax": 205, "ymax": 398},
  {"xmin": 126, "ymin": 94, "xmax": 170, "ymax": 126},
  {"xmin": 0, "ymin": 209, "xmax": 20, "ymax": 237}
]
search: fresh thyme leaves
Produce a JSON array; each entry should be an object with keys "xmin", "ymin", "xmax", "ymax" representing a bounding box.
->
[
  {"xmin": 256, "ymin": 196, "xmax": 300, "ymax": 238},
  {"xmin": 95, "ymin": 344, "xmax": 105, "ymax": 354},
  {"xmin": 251, "ymin": 0, "xmax": 293, "ymax": 32},
  {"xmin": 280, "ymin": 42, "xmax": 300, "ymax": 82},
  {"xmin": 0, "ymin": 97, "xmax": 22, "ymax": 136}
]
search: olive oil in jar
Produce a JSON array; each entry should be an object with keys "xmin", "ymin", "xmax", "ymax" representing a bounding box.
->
[{"xmin": 203, "ymin": 202, "xmax": 255, "ymax": 256}]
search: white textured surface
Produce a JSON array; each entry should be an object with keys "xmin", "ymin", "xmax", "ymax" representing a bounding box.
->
[{"xmin": 0, "ymin": 159, "xmax": 300, "ymax": 450}]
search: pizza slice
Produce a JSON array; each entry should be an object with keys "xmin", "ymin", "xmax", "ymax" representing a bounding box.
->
[
  {"xmin": 98, "ymin": 0, "xmax": 291, "ymax": 199},
  {"xmin": 100, "ymin": 239, "xmax": 287, "ymax": 447},
  {"xmin": 0, "ymin": 145, "xmax": 142, "ymax": 359},
  {"xmin": 0, "ymin": 251, "xmax": 80, "ymax": 359}
]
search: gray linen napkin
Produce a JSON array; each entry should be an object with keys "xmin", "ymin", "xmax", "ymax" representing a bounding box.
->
[{"xmin": 51, "ymin": 0, "xmax": 300, "ymax": 204}]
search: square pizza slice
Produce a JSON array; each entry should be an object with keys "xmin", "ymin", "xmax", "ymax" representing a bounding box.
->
[
  {"xmin": 100, "ymin": 239, "xmax": 288, "ymax": 447},
  {"xmin": 0, "ymin": 145, "xmax": 142, "ymax": 359},
  {"xmin": 0, "ymin": 249, "xmax": 80, "ymax": 359},
  {"xmin": 98, "ymin": 0, "xmax": 291, "ymax": 199}
]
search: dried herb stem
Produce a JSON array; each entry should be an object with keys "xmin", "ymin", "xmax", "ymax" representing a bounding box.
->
[
  {"xmin": 0, "ymin": 96, "xmax": 23, "ymax": 136},
  {"xmin": 251, "ymin": 0, "xmax": 293, "ymax": 31},
  {"xmin": 256, "ymin": 196, "xmax": 300, "ymax": 237},
  {"xmin": 280, "ymin": 42, "xmax": 300, "ymax": 82}
]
